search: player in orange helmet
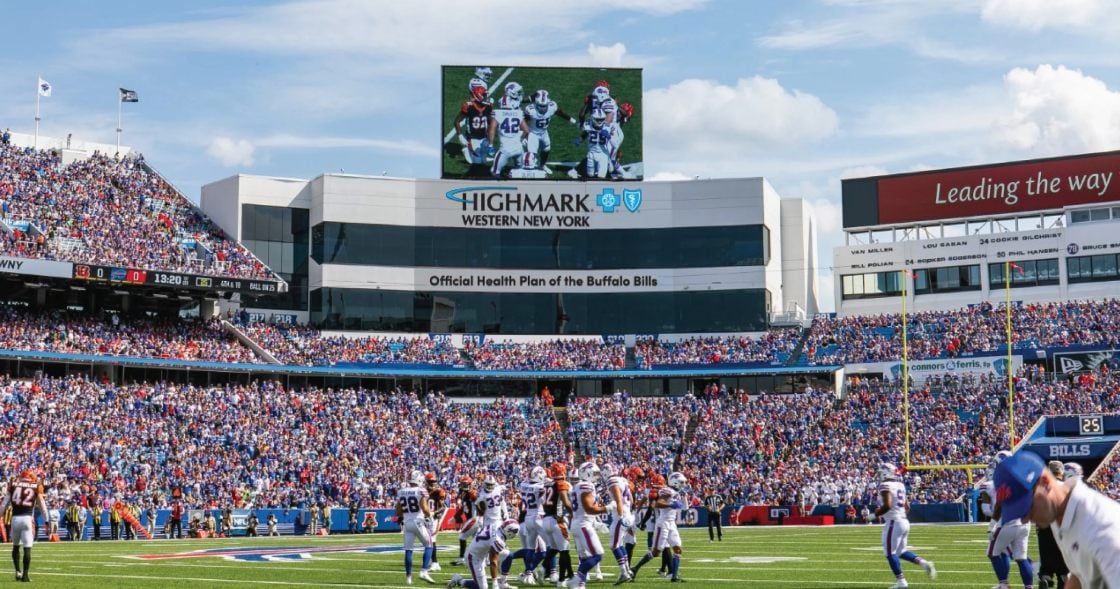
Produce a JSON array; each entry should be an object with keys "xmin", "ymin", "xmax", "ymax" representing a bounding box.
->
[
  {"xmin": 1, "ymin": 470, "xmax": 48, "ymax": 582},
  {"xmin": 425, "ymin": 473, "xmax": 447, "ymax": 572},
  {"xmin": 452, "ymin": 475, "xmax": 480, "ymax": 566},
  {"xmin": 540, "ymin": 463, "xmax": 574, "ymax": 584}
]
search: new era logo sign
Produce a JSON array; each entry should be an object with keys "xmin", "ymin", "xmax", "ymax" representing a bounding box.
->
[{"xmin": 1060, "ymin": 357, "xmax": 1084, "ymax": 373}]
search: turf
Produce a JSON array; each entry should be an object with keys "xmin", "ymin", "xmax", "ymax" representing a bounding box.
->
[
  {"xmin": 441, "ymin": 65, "xmax": 643, "ymax": 180},
  {"xmin": 21, "ymin": 523, "xmax": 1028, "ymax": 588}
]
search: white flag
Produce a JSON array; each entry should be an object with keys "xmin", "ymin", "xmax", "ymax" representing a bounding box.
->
[{"xmin": 37, "ymin": 77, "xmax": 52, "ymax": 97}]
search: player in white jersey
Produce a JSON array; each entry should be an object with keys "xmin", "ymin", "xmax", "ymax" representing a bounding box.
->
[
  {"xmin": 600, "ymin": 463, "xmax": 635, "ymax": 583},
  {"xmin": 513, "ymin": 467, "xmax": 549, "ymax": 584},
  {"xmin": 508, "ymin": 153, "xmax": 548, "ymax": 179},
  {"xmin": 563, "ymin": 462, "xmax": 608, "ymax": 589},
  {"xmin": 983, "ymin": 451, "xmax": 1034, "ymax": 589},
  {"xmin": 397, "ymin": 470, "xmax": 437, "ymax": 585},
  {"xmin": 524, "ymin": 90, "xmax": 577, "ymax": 173},
  {"xmin": 581, "ymin": 111, "xmax": 614, "ymax": 179},
  {"xmin": 491, "ymin": 82, "xmax": 528, "ymax": 179},
  {"xmin": 475, "ymin": 476, "xmax": 509, "ymax": 537},
  {"xmin": 448, "ymin": 519, "xmax": 520, "ymax": 589},
  {"xmin": 875, "ymin": 463, "xmax": 936, "ymax": 589},
  {"xmin": 630, "ymin": 472, "xmax": 688, "ymax": 583},
  {"xmin": 607, "ymin": 102, "xmax": 634, "ymax": 180}
]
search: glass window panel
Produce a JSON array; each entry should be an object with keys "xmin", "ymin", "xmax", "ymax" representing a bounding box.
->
[
  {"xmin": 1092, "ymin": 255, "xmax": 1118, "ymax": 277},
  {"xmin": 1071, "ymin": 210, "xmax": 1091, "ymax": 223},
  {"xmin": 1091, "ymin": 208, "xmax": 1111, "ymax": 221}
]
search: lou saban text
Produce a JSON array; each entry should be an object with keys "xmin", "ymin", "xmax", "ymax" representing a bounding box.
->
[{"xmin": 430, "ymin": 274, "xmax": 659, "ymax": 288}]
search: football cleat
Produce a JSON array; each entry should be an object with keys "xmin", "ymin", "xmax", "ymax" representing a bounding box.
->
[
  {"xmin": 922, "ymin": 560, "xmax": 936, "ymax": 579},
  {"xmin": 419, "ymin": 571, "xmax": 436, "ymax": 585},
  {"xmin": 450, "ymin": 558, "xmax": 464, "ymax": 566},
  {"xmin": 519, "ymin": 571, "xmax": 537, "ymax": 585},
  {"xmin": 406, "ymin": 575, "xmax": 413, "ymax": 585},
  {"xmin": 430, "ymin": 562, "xmax": 442, "ymax": 572},
  {"xmin": 888, "ymin": 580, "xmax": 909, "ymax": 589},
  {"xmin": 497, "ymin": 579, "xmax": 518, "ymax": 589},
  {"xmin": 448, "ymin": 574, "xmax": 463, "ymax": 588},
  {"xmin": 670, "ymin": 578, "xmax": 686, "ymax": 584}
]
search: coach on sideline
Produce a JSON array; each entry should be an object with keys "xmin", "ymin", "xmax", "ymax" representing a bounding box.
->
[{"xmin": 995, "ymin": 451, "xmax": 1120, "ymax": 588}]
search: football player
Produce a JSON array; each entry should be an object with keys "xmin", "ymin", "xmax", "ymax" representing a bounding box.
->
[
  {"xmin": 513, "ymin": 466, "xmax": 549, "ymax": 584},
  {"xmin": 563, "ymin": 462, "xmax": 609, "ymax": 589},
  {"xmin": 524, "ymin": 89, "xmax": 577, "ymax": 173},
  {"xmin": 984, "ymin": 452, "xmax": 1033, "ymax": 589},
  {"xmin": 427, "ymin": 473, "xmax": 449, "ymax": 571},
  {"xmin": 541, "ymin": 463, "xmax": 574, "ymax": 585},
  {"xmin": 491, "ymin": 82, "xmax": 528, "ymax": 179},
  {"xmin": 578, "ymin": 81, "xmax": 617, "ymax": 127},
  {"xmin": 607, "ymin": 102, "xmax": 635, "ymax": 180},
  {"xmin": 876, "ymin": 463, "xmax": 936, "ymax": 589},
  {"xmin": 601, "ymin": 463, "xmax": 635, "ymax": 583},
  {"xmin": 448, "ymin": 519, "xmax": 520, "ymax": 589},
  {"xmin": 580, "ymin": 111, "xmax": 614, "ymax": 179},
  {"xmin": 397, "ymin": 470, "xmax": 437, "ymax": 585},
  {"xmin": 453, "ymin": 476, "xmax": 480, "ymax": 566},
  {"xmin": 0, "ymin": 470, "xmax": 47, "ymax": 582},
  {"xmin": 508, "ymin": 153, "xmax": 548, "ymax": 179},
  {"xmin": 453, "ymin": 79, "xmax": 496, "ymax": 178},
  {"xmin": 630, "ymin": 472, "xmax": 688, "ymax": 583}
]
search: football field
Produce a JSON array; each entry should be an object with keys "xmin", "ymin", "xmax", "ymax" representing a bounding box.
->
[{"xmin": 19, "ymin": 524, "xmax": 1021, "ymax": 588}]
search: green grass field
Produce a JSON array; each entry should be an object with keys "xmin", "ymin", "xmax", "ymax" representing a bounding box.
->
[
  {"xmin": 19, "ymin": 524, "xmax": 1025, "ymax": 588},
  {"xmin": 441, "ymin": 65, "xmax": 643, "ymax": 179}
]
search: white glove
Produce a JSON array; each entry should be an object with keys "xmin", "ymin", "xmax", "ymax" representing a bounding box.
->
[
  {"xmin": 620, "ymin": 514, "xmax": 634, "ymax": 529},
  {"xmin": 593, "ymin": 520, "xmax": 609, "ymax": 534},
  {"xmin": 569, "ymin": 117, "xmax": 577, "ymax": 125},
  {"xmin": 604, "ymin": 501, "xmax": 617, "ymax": 513}
]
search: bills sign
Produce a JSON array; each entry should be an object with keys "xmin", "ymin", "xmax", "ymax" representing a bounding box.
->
[
  {"xmin": 73, "ymin": 264, "xmax": 283, "ymax": 295},
  {"xmin": 843, "ymin": 150, "xmax": 1120, "ymax": 228}
]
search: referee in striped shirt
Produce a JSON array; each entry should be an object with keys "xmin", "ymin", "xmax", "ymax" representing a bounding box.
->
[{"xmin": 704, "ymin": 489, "xmax": 724, "ymax": 542}]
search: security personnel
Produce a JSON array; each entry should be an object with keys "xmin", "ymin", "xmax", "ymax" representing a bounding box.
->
[
  {"xmin": 66, "ymin": 500, "xmax": 82, "ymax": 540},
  {"xmin": 109, "ymin": 501, "xmax": 122, "ymax": 540},
  {"xmin": 704, "ymin": 489, "xmax": 724, "ymax": 542}
]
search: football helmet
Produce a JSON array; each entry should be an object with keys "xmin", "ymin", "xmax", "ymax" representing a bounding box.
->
[
  {"xmin": 521, "ymin": 152, "xmax": 540, "ymax": 170},
  {"xmin": 504, "ymin": 81, "xmax": 523, "ymax": 104},
  {"xmin": 667, "ymin": 472, "xmax": 687, "ymax": 491},
  {"xmin": 469, "ymin": 78, "xmax": 488, "ymax": 101},
  {"xmin": 532, "ymin": 90, "xmax": 551, "ymax": 113},
  {"xmin": 550, "ymin": 463, "xmax": 567, "ymax": 480},
  {"xmin": 530, "ymin": 466, "xmax": 548, "ymax": 485},
  {"xmin": 483, "ymin": 475, "xmax": 499, "ymax": 492},
  {"xmin": 649, "ymin": 473, "xmax": 666, "ymax": 487},
  {"xmin": 991, "ymin": 450, "xmax": 1013, "ymax": 470},
  {"xmin": 425, "ymin": 472, "xmax": 438, "ymax": 488},
  {"xmin": 500, "ymin": 518, "xmax": 520, "ymax": 539},
  {"xmin": 619, "ymin": 102, "xmax": 634, "ymax": 119},
  {"xmin": 18, "ymin": 469, "xmax": 36, "ymax": 483},
  {"xmin": 1063, "ymin": 462, "xmax": 1084, "ymax": 479},
  {"xmin": 592, "ymin": 86, "xmax": 610, "ymax": 102},
  {"xmin": 458, "ymin": 476, "xmax": 472, "ymax": 490},
  {"xmin": 474, "ymin": 67, "xmax": 493, "ymax": 82},
  {"xmin": 594, "ymin": 79, "xmax": 610, "ymax": 90},
  {"xmin": 591, "ymin": 110, "xmax": 607, "ymax": 128},
  {"xmin": 878, "ymin": 463, "xmax": 898, "ymax": 481},
  {"xmin": 600, "ymin": 463, "xmax": 618, "ymax": 480},
  {"xmin": 409, "ymin": 470, "xmax": 425, "ymax": 487},
  {"xmin": 578, "ymin": 461, "xmax": 601, "ymax": 483}
]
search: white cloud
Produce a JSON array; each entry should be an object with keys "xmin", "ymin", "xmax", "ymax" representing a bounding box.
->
[
  {"xmin": 645, "ymin": 76, "xmax": 838, "ymax": 156},
  {"xmin": 838, "ymin": 165, "xmax": 888, "ymax": 180},
  {"xmin": 207, "ymin": 137, "xmax": 255, "ymax": 167},
  {"xmin": 980, "ymin": 0, "xmax": 1115, "ymax": 31},
  {"xmin": 994, "ymin": 65, "xmax": 1120, "ymax": 154},
  {"xmin": 587, "ymin": 42, "xmax": 628, "ymax": 67},
  {"xmin": 256, "ymin": 134, "xmax": 437, "ymax": 157},
  {"xmin": 809, "ymin": 197, "xmax": 845, "ymax": 236}
]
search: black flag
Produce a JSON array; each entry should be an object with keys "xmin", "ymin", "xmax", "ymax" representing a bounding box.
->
[{"xmin": 119, "ymin": 88, "xmax": 139, "ymax": 103}]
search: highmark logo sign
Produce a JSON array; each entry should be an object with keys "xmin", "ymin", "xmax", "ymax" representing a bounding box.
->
[{"xmin": 445, "ymin": 186, "xmax": 642, "ymax": 227}]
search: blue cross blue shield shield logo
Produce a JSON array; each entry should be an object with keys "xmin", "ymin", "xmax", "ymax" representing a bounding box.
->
[{"xmin": 623, "ymin": 189, "xmax": 642, "ymax": 212}]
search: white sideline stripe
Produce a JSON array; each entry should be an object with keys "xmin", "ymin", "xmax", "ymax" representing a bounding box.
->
[
  {"xmin": 443, "ymin": 67, "xmax": 514, "ymax": 144},
  {"xmin": 30, "ymin": 570, "xmax": 996, "ymax": 588}
]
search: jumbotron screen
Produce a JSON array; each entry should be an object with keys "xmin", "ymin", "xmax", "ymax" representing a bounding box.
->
[{"xmin": 441, "ymin": 65, "xmax": 643, "ymax": 181}]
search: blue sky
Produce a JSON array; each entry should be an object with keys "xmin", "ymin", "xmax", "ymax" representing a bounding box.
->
[{"xmin": 3, "ymin": 0, "xmax": 1120, "ymax": 309}]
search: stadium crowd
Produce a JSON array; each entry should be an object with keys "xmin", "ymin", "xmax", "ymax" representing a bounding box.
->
[
  {"xmin": 0, "ymin": 144, "xmax": 273, "ymax": 280},
  {"xmin": 466, "ymin": 338, "xmax": 626, "ymax": 371},
  {"xmin": 634, "ymin": 330, "xmax": 802, "ymax": 368},
  {"xmin": 0, "ymin": 306, "xmax": 256, "ymax": 363},
  {"xmin": 238, "ymin": 322, "xmax": 463, "ymax": 367},
  {"xmin": 0, "ymin": 377, "xmax": 563, "ymax": 513},
  {"xmin": 568, "ymin": 393, "xmax": 687, "ymax": 474},
  {"xmin": 807, "ymin": 299, "xmax": 1120, "ymax": 364}
]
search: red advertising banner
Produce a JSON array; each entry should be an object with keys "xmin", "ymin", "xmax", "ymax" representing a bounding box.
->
[{"xmin": 877, "ymin": 151, "xmax": 1120, "ymax": 224}]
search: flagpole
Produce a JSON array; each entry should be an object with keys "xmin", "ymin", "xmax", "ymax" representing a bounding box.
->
[
  {"xmin": 34, "ymin": 75, "xmax": 41, "ymax": 149},
  {"xmin": 116, "ymin": 90, "xmax": 122, "ymax": 154},
  {"xmin": 901, "ymin": 268, "xmax": 910, "ymax": 468},
  {"xmin": 1006, "ymin": 260, "xmax": 1015, "ymax": 448}
]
